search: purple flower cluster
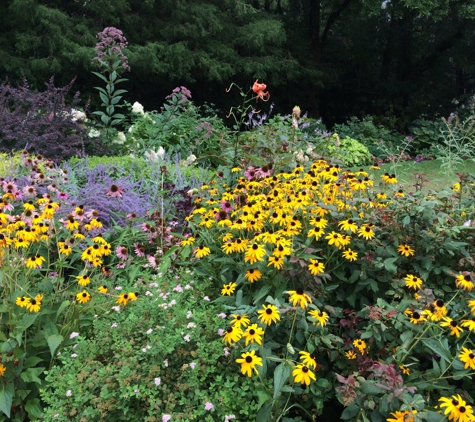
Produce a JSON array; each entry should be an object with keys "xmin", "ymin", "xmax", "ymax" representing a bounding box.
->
[
  {"xmin": 93, "ymin": 27, "xmax": 130, "ymax": 72},
  {"xmin": 165, "ymin": 86, "xmax": 192, "ymax": 104}
]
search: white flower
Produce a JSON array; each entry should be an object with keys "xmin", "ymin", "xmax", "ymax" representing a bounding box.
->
[
  {"xmin": 132, "ymin": 101, "xmax": 145, "ymax": 114},
  {"xmin": 88, "ymin": 129, "xmax": 101, "ymax": 138},
  {"xmin": 154, "ymin": 377, "xmax": 161, "ymax": 386},
  {"xmin": 145, "ymin": 147, "xmax": 166, "ymax": 162},
  {"xmin": 69, "ymin": 332, "xmax": 79, "ymax": 339},
  {"xmin": 71, "ymin": 109, "xmax": 86, "ymax": 122},
  {"xmin": 185, "ymin": 154, "xmax": 197, "ymax": 166},
  {"xmin": 66, "ymin": 390, "xmax": 72, "ymax": 397},
  {"xmin": 117, "ymin": 132, "xmax": 126, "ymax": 144}
]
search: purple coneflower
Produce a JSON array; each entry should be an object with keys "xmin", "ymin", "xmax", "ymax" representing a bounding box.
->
[
  {"xmin": 244, "ymin": 166, "xmax": 257, "ymax": 181},
  {"xmin": 220, "ymin": 200, "xmax": 233, "ymax": 213},
  {"xmin": 22, "ymin": 186, "xmax": 37, "ymax": 198},
  {"xmin": 106, "ymin": 184, "xmax": 123, "ymax": 198},
  {"xmin": 58, "ymin": 191, "xmax": 68, "ymax": 200},
  {"xmin": 134, "ymin": 242, "xmax": 146, "ymax": 257},
  {"xmin": 116, "ymin": 246, "xmax": 129, "ymax": 260}
]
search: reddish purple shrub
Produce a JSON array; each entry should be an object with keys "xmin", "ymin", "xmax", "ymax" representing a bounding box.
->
[{"xmin": 0, "ymin": 76, "xmax": 96, "ymax": 161}]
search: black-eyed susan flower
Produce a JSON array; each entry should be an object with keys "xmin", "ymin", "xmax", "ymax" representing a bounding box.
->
[
  {"xmin": 461, "ymin": 318, "xmax": 475, "ymax": 332},
  {"xmin": 292, "ymin": 364, "xmax": 316, "ymax": 385},
  {"xmin": 397, "ymin": 244, "xmax": 415, "ymax": 257},
  {"xmin": 399, "ymin": 365, "xmax": 410, "ymax": 375},
  {"xmin": 245, "ymin": 269, "xmax": 262, "ymax": 283},
  {"xmin": 338, "ymin": 219, "xmax": 358, "ymax": 233},
  {"xmin": 358, "ymin": 225, "xmax": 375, "ymax": 240},
  {"xmin": 287, "ymin": 288, "xmax": 312, "ymax": 309},
  {"xmin": 76, "ymin": 291, "xmax": 91, "ymax": 304},
  {"xmin": 345, "ymin": 350, "xmax": 356, "ymax": 359},
  {"xmin": 468, "ymin": 299, "xmax": 475, "ymax": 315},
  {"xmin": 307, "ymin": 227, "xmax": 325, "ymax": 240},
  {"xmin": 308, "ymin": 310, "xmax": 329, "ymax": 327},
  {"xmin": 387, "ymin": 410, "xmax": 417, "ymax": 422},
  {"xmin": 244, "ymin": 243, "xmax": 266, "ymax": 264},
  {"xmin": 16, "ymin": 296, "xmax": 30, "ymax": 308},
  {"xmin": 25, "ymin": 255, "xmax": 45, "ymax": 269},
  {"xmin": 76, "ymin": 274, "xmax": 91, "ymax": 287},
  {"xmin": 116, "ymin": 293, "xmax": 129, "ymax": 306},
  {"xmin": 308, "ymin": 259, "xmax": 325, "ymax": 276},
  {"xmin": 0, "ymin": 364, "xmax": 5, "ymax": 377},
  {"xmin": 353, "ymin": 339, "xmax": 366, "ymax": 353},
  {"xmin": 459, "ymin": 347, "xmax": 475, "ymax": 370},
  {"xmin": 299, "ymin": 351, "xmax": 317, "ymax": 369},
  {"xmin": 257, "ymin": 304, "xmax": 280, "ymax": 325},
  {"xmin": 342, "ymin": 248, "xmax": 358, "ymax": 261},
  {"xmin": 221, "ymin": 282, "xmax": 237, "ymax": 296},
  {"xmin": 223, "ymin": 326, "xmax": 243, "ymax": 345},
  {"xmin": 230, "ymin": 314, "xmax": 250, "ymax": 329},
  {"xmin": 242, "ymin": 323, "xmax": 264, "ymax": 346},
  {"xmin": 455, "ymin": 273, "xmax": 474, "ymax": 291},
  {"xmin": 267, "ymin": 255, "xmax": 285, "ymax": 270},
  {"xmin": 98, "ymin": 285, "xmax": 108, "ymax": 294},
  {"xmin": 193, "ymin": 245, "xmax": 211, "ymax": 258},
  {"xmin": 236, "ymin": 350, "xmax": 263, "ymax": 377},
  {"xmin": 409, "ymin": 310, "xmax": 426, "ymax": 325},
  {"xmin": 27, "ymin": 298, "xmax": 41, "ymax": 312},
  {"xmin": 439, "ymin": 394, "xmax": 474, "ymax": 422},
  {"xmin": 404, "ymin": 274, "xmax": 423, "ymax": 290},
  {"xmin": 58, "ymin": 241, "xmax": 73, "ymax": 256},
  {"xmin": 440, "ymin": 317, "xmax": 463, "ymax": 338}
]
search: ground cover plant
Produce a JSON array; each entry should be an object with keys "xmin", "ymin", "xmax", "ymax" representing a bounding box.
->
[{"xmin": 0, "ymin": 75, "xmax": 474, "ymax": 422}]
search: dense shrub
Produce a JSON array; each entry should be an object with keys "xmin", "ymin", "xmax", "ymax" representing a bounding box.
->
[{"xmin": 0, "ymin": 76, "xmax": 95, "ymax": 160}]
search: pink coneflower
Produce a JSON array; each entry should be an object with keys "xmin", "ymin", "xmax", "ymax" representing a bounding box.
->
[
  {"xmin": 116, "ymin": 262, "xmax": 127, "ymax": 268},
  {"xmin": 47, "ymin": 183, "xmax": 58, "ymax": 193},
  {"xmin": 147, "ymin": 255, "xmax": 158, "ymax": 268},
  {"xmin": 134, "ymin": 243, "xmax": 146, "ymax": 257},
  {"xmin": 256, "ymin": 164, "xmax": 272, "ymax": 178},
  {"xmin": 22, "ymin": 186, "xmax": 37, "ymax": 198},
  {"xmin": 220, "ymin": 200, "xmax": 233, "ymax": 212},
  {"xmin": 2, "ymin": 181, "xmax": 18, "ymax": 194},
  {"xmin": 85, "ymin": 209, "xmax": 100, "ymax": 220},
  {"xmin": 106, "ymin": 184, "xmax": 123, "ymax": 198},
  {"xmin": 116, "ymin": 246, "xmax": 129, "ymax": 260},
  {"xmin": 127, "ymin": 213, "xmax": 137, "ymax": 219},
  {"xmin": 244, "ymin": 166, "xmax": 257, "ymax": 180},
  {"xmin": 215, "ymin": 210, "xmax": 228, "ymax": 221},
  {"xmin": 58, "ymin": 191, "xmax": 68, "ymax": 200}
]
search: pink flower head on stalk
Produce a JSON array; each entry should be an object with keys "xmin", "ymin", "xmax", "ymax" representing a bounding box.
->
[
  {"xmin": 220, "ymin": 200, "xmax": 233, "ymax": 213},
  {"xmin": 204, "ymin": 402, "xmax": 214, "ymax": 411},
  {"xmin": 107, "ymin": 184, "xmax": 123, "ymax": 198},
  {"xmin": 94, "ymin": 27, "xmax": 130, "ymax": 72},
  {"xmin": 115, "ymin": 246, "xmax": 129, "ymax": 260},
  {"xmin": 244, "ymin": 166, "xmax": 257, "ymax": 180}
]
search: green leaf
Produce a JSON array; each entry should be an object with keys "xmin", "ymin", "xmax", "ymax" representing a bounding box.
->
[
  {"xmin": 20, "ymin": 367, "xmax": 44, "ymax": 385},
  {"xmin": 0, "ymin": 383, "xmax": 14, "ymax": 418},
  {"xmin": 273, "ymin": 362, "xmax": 291, "ymax": 399},
  {"xmin": 252, "ymin": 285, "xmax": 272, "ymax": 304},
  {"xmin": 16, "ymin": 313, "xmax": 39, "ymax": 334},
  {"xmin": 23, "ymin": 356, "xmax": 43, "ymax": 369},
  {"xmin": 46, "ymin": 334, "xmax": 63, "ymax": 357},
  {"xmin": 56, "ymin": 300, "xmax": 70, "ymax": 318},
  {"xmin": 235, "ymin": 290, "xmax": 243, "ymax": 307},
  {"xmin": 256, "ymin": 400, "xmax": 273, "ymax": 422},
  {"xmin": 25, "ymin": 398, "xmax": 44, "ymax": 419},
  {"xmin": 422, "ymin": 338, "xmax": 451, "ymax": 363},
  {"xmin": 91, "ymin": 71, "xmax": 108, "ymax": 83},
  {"xmin": 383, "ymin": 257, "xmax": 398, "ymax": 274},
  {"xmin": 340, "ymin": 404, "xmax": 359, "ymax": 420},
  {"xmin": 360, "ymin": 380, "xmax": 385, "ymax": 395},
  {"xmin": 99, "ymin": 91, "xmax": 110, "ymax": 105},
  {"xmin": 402, "ymin": 215, "xmax": 411, "ymax": 225}
]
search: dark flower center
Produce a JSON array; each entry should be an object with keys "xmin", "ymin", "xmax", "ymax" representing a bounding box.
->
[
  {"xmin": 296, "ymin": 288, "xmax": 304, "ymax": 295},
  {"xmin": 450, "ymin": 321, "xmax": 457, "ymax": 327},
  {"xmin": 302, "ymin": 366, "xmax": 309, "ymax": 373},
  {"xmin": 110, "ymin": 185, "xmax": 119, "ymax": 192},
  {"xmin": 245, "ymin": 356, "xmax": 253, "ymax": 363},
  {"xmin": 227, "ymin": 327, "xmax": 233, "ymax": 333},
  {"xmin": 436, "ymin": 300, "xmax": 444, "ymax": 307},
  {"xmin": 266, "ymin": 308, "xmax": 272, "ymax": 315},
  {"xmin": 249, "ymin": 329, "xmax": 255, "ymax": 335}
]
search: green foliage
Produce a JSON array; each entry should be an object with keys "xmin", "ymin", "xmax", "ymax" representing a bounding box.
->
[
  {"xmin": 408, "ymin": 116, "xmax": 444, "ymax": 150},
  {"xmin": 317, "ymin": 134, "xmax": 372, "ymax": 166},
  {"xmin": 41, "ymin": 270, "xmax": 259, "ymax": 421},
  {"xmin": 333, "ymin": 117, "xmax": 406, "ymax": 158}
]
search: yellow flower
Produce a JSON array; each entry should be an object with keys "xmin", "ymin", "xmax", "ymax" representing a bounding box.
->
[
  {"xmin": 342, "ymin": 249, "xmax": 358, "ymax": 261},
  {"xmin": 399, "ymin": 365, "xmax": 410, "ymax": 375},
  {"xmin": 15, "ymin": 296, "xmax": 30, "ymax": 308},
  {"xmin": 76, "ymin": 274, "xmax": 91, "ymax": 286},
  {"xmin": 116, "ymin": 293, "xmax": 129, "ymax": 306},
  {"xmin": 245, "ymin": 269, "xmax": 262, "ymax": 283},
  {"xmin": 25, "ymin": 255, "xmax": 45, "ymax": 269},
  {"xmin": 387, "ymin": 410, "xmax": 417, "ymax": 422},
  {"xmin": 292, "ymin": 364, "xmax": 316, "ymax": 385},
  {"xmin": 230, "ymin": 313, "xmax": 250, "ymax": 329},
  {"xmin": 404, "ymin": 274, "xmax": 423, "ymax": 290},
  {"xmin": 299, "ymin": 351, "xmax": 317, "ymax": 369},
  {"xmin": 307, "ymin": 259, "xmax": 325, "ymax": 276},
  {"xmin": 267, "ymin": 255, "xmax": 285, "ymax": 270},
  {"xmin": 358, "ymin": 225, "xmax": 375, "ymax": 240},
  {"xmin": 244, "ymin": 243, "xmax": 267, "ymax": 264},
  {"xmin": 345, "ymin": 350, "xmax": 356, "ymax": 359},
  {"xmin": 58, "ymin": 241, "xmax": 73, "ymax": 256},
  {"xmin": 397, "ymin": 244, "xmax": 415, "ymax": 257},
  {"xmin": 353, "ymin": 339, "xmax": 366, "ymax": 353},
  {"xmin": 455, "ymin": 274, "xmax": 474, "ymax": 291},
  {"xmin": 459, "ymin": 347, "xmax": 475, "ymax": 370},
  {"xmin": 76, "ymin": 291, "xmax": 91, "ymax": 304},
  {"xmin": 257, "ymin": 304, "xmax": 280, "ymax": 326},
  {"xmin": 242, "ymin": 323, "xmax": 264, "ymax": 346},
  {"xmin": 287, "ymin": 288, "xmax": 312, "ymax": 309},
  {"xmin": 221, "ymin": 282, "xmax": 237, "ymax": 296},
  {"xmin": 181, "ymin": 237, "xmax": 195, "ymax": 246},
  {"xmin": 439, "ymin": 394, "xmax": 474, "ymax": 422},
  {"xmin": 0, "ymin": 364, "xmax": 5, "ymax": 377},
  {"xmin": 98, "ymin": 285, "xmax": 108, "ymax": 294},
  {"xmin": 338, "ymin": 219, "xmax": 358, "ymax": 233},
  {"xmin": 440, "ymin": 317, "xmax": 463, "ymax": 338},
  {"xmin": 408, "ymin": 310, "xmax": 426, "ymax": 325},
  {"xmin": 193, "ymin": 245, "xmax": 211, "ymax": 258},
  {"xmin": 223, "ymin": 326, "xmax": 243, "ymax": 345},
  {"xmin": 27, "ymin": 298, "xmax": 41, "ymax": 313},
  {"xmin": 236, "ymin": 350, "xmax": 263, "ymax": 377},
  {"xmin": 308, "ymin": 310, "xmax": 329, "ymax": 327}
]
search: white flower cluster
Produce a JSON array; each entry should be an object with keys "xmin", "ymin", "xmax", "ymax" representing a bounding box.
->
[{"xmin": 144, "ymin": 146, "xmax": 166, "ymax": 162}]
